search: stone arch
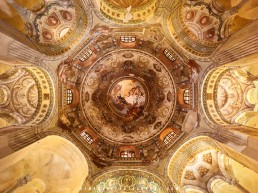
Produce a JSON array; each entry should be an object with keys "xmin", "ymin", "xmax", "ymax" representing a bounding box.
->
[{"xmin": 0, "ymin": 135, "xmax": 89, "ymax": 193}]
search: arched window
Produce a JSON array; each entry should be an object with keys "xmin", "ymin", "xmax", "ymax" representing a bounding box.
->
[
  {"xmin": 67, "ymin": 89, "xmax": 73, "ymax": 104},
  {"xmin": 183, "ymin": 89, "xmax": 190, "ymax": 104},
  {"xmin": 120, "ymin": 151, "xmax": 135, "ymax": 158},
  {"xmin": 164, "ymin": 49, "xmax": 176, "ymax": 61},
  {"xmin": 120, "ymin": 36, "xmax": 136, "ymax": 43},
  {"xmin": 80, "ymin": 131, "xmax": 93, "ymax": 144},
  {"xmin": 164, "ymin": 131, "xmax": 177, "ymax": 145},
  {"xmin": 79, "ymin": 49, "xmax": 93, "ymax": 62}
]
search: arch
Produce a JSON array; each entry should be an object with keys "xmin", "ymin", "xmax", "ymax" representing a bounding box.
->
[
  {"xmin": 163, "ymin": 131, "xmax": 178, "ymax": 145},
  {"xmin": 167, "ymin": 1, "xmax": 222, "ymax": 57},
  {"xmin": 184, "ymin": 185, "xmax": 208, "ymax": 193},
  {"xmin": 178, "ymin": 86, "xmax": 192, "ymax": 108},
  {"xmin": 0, "ymin": 1, "xmax": 27, "ymax": 33},
  {"xmin": 0, "ymin": 135, "xmax": 88, "ymax": 193},
  {"xmin": 238, "ymin": 0, "xmax": 258, "ymax": 20},
  {"xmin": 99, "ymin": 0, "xmax": 158, "ymax": 24},
  {"xmin": 218, "ymin": 152, "xmax": 258, "ymax": 193},
  {"xmin": 235, "ymin": 111, "xmax": 258, "ymax": 128},
  {"xmin": 118, "ymin": 146, "xmax": 138, "ymax": 158},
  {"xmin": 0, "ymin": 0, "xmax": 91, "ymax": 56},
  {"xmin": 167, "ymin": 136, "xmax": 221, "ymax": 191},
  {"xmin": 0, "ymin": 64, "xmax": 55, "ymax": 128},
  {"xmin": 157, "ymin": 127, "xmax": 182, "ymax": 148},
  {"xmin": 0, "ymin": 62, "xmax": 12, "ymax": 76},
  {"xmin": 90, "ymin": 169, "xmax": 169, "ymax": 193},
  {"xmin": 211, "ymin": 179, "xmax": 242, "ymax": 193},
  {"xmin": 66, "ymin": 85, "xmax": 80, "ymax": 107},
  {"xmin": 247, "ymin": 88, "xmax": 258, "ymax": 104},
  {"xmin": 210, "ymin": 0, "xmax": 232, "ymax": 13},
  {"xmin": 167, "ymin": 136, "xmax": 258, "ymax": 193},
  {"xmin": 201, "ymin": 65, "xmax": 258, "ymax": 129},
  {"xmin": 219, "ymin": 0, "xmax": 258, "ymax": 38},
  {"xmin": 80, "ymin": 131, "xmax": 94, "ymax": 144},
  {"xmin": 159, "ymin": 127, "xmax": 179, "ymax": 141},
  {"xmin": 77, "ymin": 126, "xmax": 99, "ymax": 144}
]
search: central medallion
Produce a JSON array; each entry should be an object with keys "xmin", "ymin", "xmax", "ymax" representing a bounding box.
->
[
  {"xmin": 80, "ymin": 50, "xmax": 176, "ymax": 144},
  {"xmin": 108, "ymin": 77, "xmax": 148, "ymax": 121}
]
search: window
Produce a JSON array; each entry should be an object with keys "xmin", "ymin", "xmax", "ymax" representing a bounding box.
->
[
  {"xmin": 67, "ymin": 89, "xmax": 73, "ymax": 104},
  {"xmin": 164, "ymin": 49, "xmax": 176, "ymax": 61},
  {"xmin": 183, "ymin": 89, "xmax": 190, "ymax": 104},
  {"xmin": 79, "ymin": 49, "xmax": 93, "ymax": 62},
  {"xmin": 164, "ymin": 131, "xmax": 177, "ymax": 145},
  {"xmin": 120, "ymin": 151, "xmax": 135, "ymax": 158},
  {"xmin": 120, "ymin": 36, "xmax": 136, "ymax": 43},
  {"xmin": 80, "ymin": 131, "xmax": 93, "ymax": 144}
]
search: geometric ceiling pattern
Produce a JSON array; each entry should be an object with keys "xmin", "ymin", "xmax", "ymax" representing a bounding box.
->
[{"xmin": 1, "ymin": 0, "xmax": 258, "ymax": 193}]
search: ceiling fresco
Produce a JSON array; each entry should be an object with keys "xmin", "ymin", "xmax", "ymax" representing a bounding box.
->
[
  {"xmin": 4, "ymin": 0, "xmax": 90, "ymax": 55},
  {"xmin": 108, "ymin": 78, "xmax": 147, "ymax": 119},
  {"xmin": 80, "ymin": 50, "xmax": 176, "ymax": 144},
  {"xmin": 202, "ymin": 67, "xmax": 255, "ymax": 126},
  {"xmin": 0, "ymin": 66, "xmax": 54, "ymax": 126},
  {"xmin": 167, "ymin": 1, "xmax": 223, "ymax": 57},
  {"xmin": 57, "ymin": 25, "xmax": 195, "ymax": 166},
  {"xmin": 182, "ymin": 5, "xmax": 221, "ymax": 43},
  {"xmin": 35, "ymin": 4, "xmax": 76, "ymax": 44},
  {"xmin": 99, "ymin": 0, "xmax": 157, "ymax": 24},
  {"xmin": 167, "ymin": 136, "xmax": 222, "ymax": 191},
  {"xmin": 90, "ymin": 170, "xmax": 169, "ymax": 193},
  {"xmin": 1, "ymin": 1, "xmax": 258, "ymax": 193}
]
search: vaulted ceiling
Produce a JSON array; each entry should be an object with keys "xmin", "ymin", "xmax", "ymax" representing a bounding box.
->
[{"xmin": 0, "ymin": 0, "xmax": 258, "ymax": 192}]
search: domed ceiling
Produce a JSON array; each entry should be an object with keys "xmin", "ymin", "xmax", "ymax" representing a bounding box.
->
[
  {"xmin": 90, "ymin": 170, "xmax": 170, "ymax": 193},
  {"xmin": 80, "ymin": 49, "xmax": 176, "ymax": 144},
  {"xmin": 167, "ymin": 1, "xmax": 223, "ymax": 57},
  {"xmin": 202, "ymin": 67, "xmax": 255, "ymax": 126},
  {"xmin": 99, "ymin": 0, "xmax": 157, "ymax": 24},
  {"xmin": 4, "ymin": 0, "xmax": 90, "ymax": 55},
  {"xmin": 0, "ymin": 66, "xmax": 54, "ymax": 126},
  {"xmin": 57, "ymin": 25, "xmax": 194, "ymax": 166}
]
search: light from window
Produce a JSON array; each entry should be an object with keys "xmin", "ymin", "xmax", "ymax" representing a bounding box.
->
[
  {"xmin": 67, "ymin": 89, "xmax": 73, "ymax": 104},
  {"xmin": 164, "ymin": 49, "xmax": 176, "ymax": 61},
  {"xmin": 183, "ymin": 89, "xmax": 190, "ymax": 104},
  {"xmin": 80, "ymin": 131, "xmax": 93, "ymax": 144},
  {"xmin": 164, "ymin": 131, "xmax": 177, "ymax": 145},
  {"xmin": 120, "ymin": 36, "xmax": 136, "ymax": 43},
  {"xmin": 79, "ymin": 49, "xmax": 93, "ymax": 62},
  {"xmin": 120, "ymin": 151, "xmax": 135, "ymax": 158}
]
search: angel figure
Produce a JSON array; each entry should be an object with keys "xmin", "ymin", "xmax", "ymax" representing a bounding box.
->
[{"xmin": 123, "ymin": 6, "xmax": 133, "ymax": 23}]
